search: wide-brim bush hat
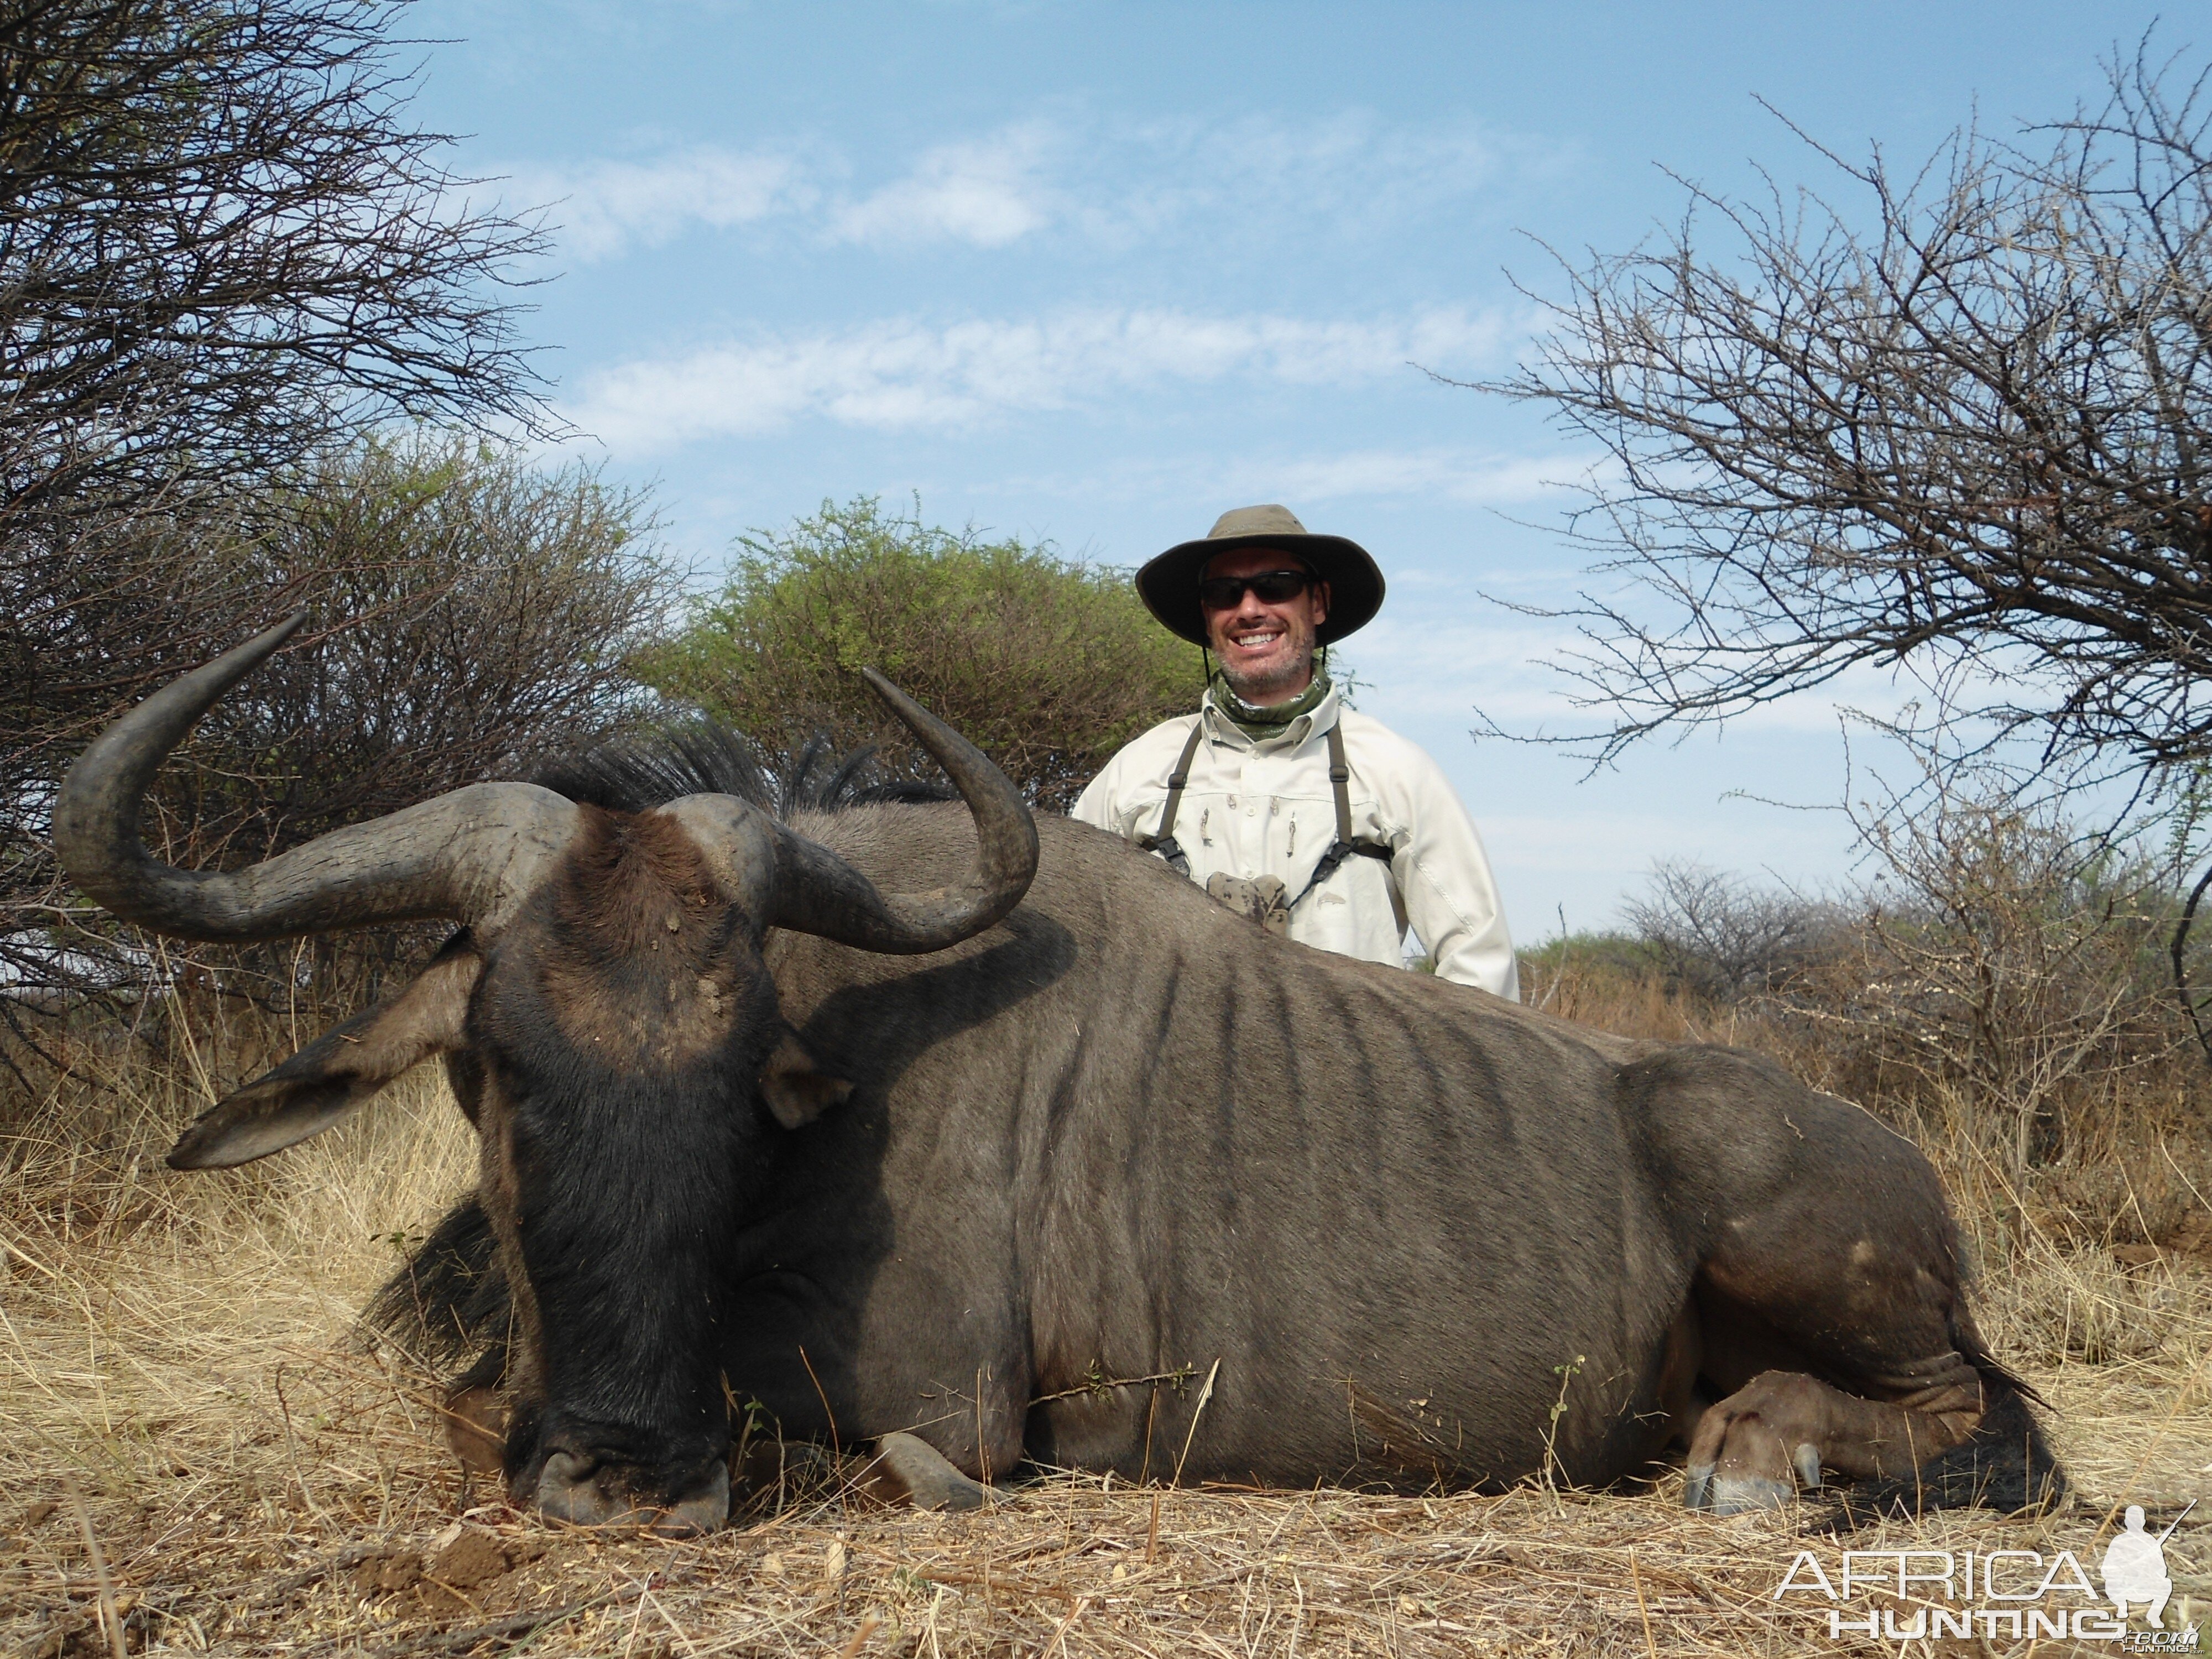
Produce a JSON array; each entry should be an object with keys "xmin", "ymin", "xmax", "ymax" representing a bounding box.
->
[{"xmin": 1136, "ymin": 504, "xmax": 1385, "ymax": 648}]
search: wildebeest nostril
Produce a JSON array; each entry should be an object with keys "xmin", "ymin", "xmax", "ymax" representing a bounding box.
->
[{"xmin": 532, "ymin": 1451, "xmax": 729, "ymax": 1535}]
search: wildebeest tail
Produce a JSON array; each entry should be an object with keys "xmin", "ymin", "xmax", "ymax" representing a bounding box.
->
[
  {"xmin": 1814, "ymin": 1363, "xmax": 2066, "ymax": 1531},
  {"xmin": 363, "ymin": 1196, "xmax": 509, "ymax": 1366}
]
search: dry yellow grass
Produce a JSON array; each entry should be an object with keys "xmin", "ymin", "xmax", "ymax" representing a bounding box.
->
[{"xmin": 4, "ymin": 1030, "xmax": 2211, "ymax": 1656}]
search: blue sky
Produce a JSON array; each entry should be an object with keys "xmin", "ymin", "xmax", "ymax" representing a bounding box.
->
[{"xmin": 407, "ymin": 0, "xmax": 2188, "ymax": 940}]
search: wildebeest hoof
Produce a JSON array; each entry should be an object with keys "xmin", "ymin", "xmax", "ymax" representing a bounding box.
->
[
  {"xmin": 1683, "ymin": 1375, "xmax": 1838, "ymax": 1515},
  {"xmin": 1792, "ymin": 1443, "xmax": 1822, "ymax": 1490},
  {"xmin": 534, "ymin": 1451, "xmax": 731, "ymax": 1536},
  {"xmin": 1684, "ymin": 1461, "xmax": 1795, "ymax": 1515},
  {"xmin": 857, "ymin": 1432, "xmax": 987, "ymax": 1511},
  {"xmin": 1683, "ymin": 1462, "xmax": 1715, "ymax": 1511},
  {"xmin": 1702, "ymin": 1474, "xmax": 1794, "ymax": 1515}
]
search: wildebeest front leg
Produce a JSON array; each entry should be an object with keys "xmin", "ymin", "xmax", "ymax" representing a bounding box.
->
[{"xmin": 1683, "ymin": 1356, "xmax": 1983, "ymax": 1514}]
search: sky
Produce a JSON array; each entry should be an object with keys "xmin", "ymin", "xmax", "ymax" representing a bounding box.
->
[{"xmin": 404, "ymin": 0, "xmax": 2191, "ymax": 941}]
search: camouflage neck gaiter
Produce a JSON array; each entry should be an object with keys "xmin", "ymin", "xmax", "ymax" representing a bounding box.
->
[{"xmin": 1210, "ymin": 671, "xmax": 1331, "ymax": 742}]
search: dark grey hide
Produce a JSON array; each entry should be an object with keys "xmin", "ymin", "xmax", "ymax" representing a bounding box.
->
[{"xmin": 632, "ymin": 806, "xmax": 2042, "ymax": 1507}]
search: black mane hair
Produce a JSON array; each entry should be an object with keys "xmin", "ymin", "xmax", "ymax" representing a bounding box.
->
[{"xmin": 527, "ymin": 720, "xmax": 951, "ymax": 818}]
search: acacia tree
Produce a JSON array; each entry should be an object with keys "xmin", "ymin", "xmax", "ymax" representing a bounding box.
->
[
  {"xmin": 1489, "ymin": 44, "xmax": 2212, "ymax": 782},
  {"xmin": 0, "ymin": 0, "xmax": 545, "ymax": 534},
  {"xmin": 1621, "ymin": 859, "xmax": 1838, "ymax": 1001},
  {"xmin": 1485, "ymin": 43, "xmax": 2212, "ymax": 1048},
  {"xmin": 643, "ymin": 497, "xmax": 1196, "ymax": 811},
  {"xmin": 0, "ymin": 0, "xmax": 556, "ymax": 1025}
]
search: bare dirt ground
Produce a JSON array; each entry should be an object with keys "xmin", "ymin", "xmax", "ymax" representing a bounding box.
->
[{"xmin": 4, "ymin": 1071, "xmax": 2210, "ymax": 1657}]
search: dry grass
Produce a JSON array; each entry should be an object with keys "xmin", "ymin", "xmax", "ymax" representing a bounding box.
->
[{"xmin": 5, "ymin": 1016, "xmax": 2212, "ymax": 1657}]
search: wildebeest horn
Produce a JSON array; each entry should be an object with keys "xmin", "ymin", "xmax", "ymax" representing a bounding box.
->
[
  {"xmin": 764, "ymin": 670, "xmax": 1038, "ymax": 953},
  {"xmin": 55, "ymin": 616, "xmax": 582, "ymax": 941}
]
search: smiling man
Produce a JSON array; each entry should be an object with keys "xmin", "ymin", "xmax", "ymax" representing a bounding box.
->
[{"xmin": 1073, "ymin": 505, "xmax": 1518, "ymax": 996}]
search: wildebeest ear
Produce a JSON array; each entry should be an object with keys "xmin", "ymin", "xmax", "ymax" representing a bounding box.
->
[
  {"xmin": 167, "ymin": 945, "xmax": 483, "ymax": 1170},
  {"xmin": 759, "ymin": 1031, "xmax": 854, "ymax": 1130}
]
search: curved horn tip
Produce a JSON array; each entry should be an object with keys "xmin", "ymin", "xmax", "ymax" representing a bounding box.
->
[
  {"xmin": 227, "ymin": 611, "xmax": 311, "ymax": 671},
  {"xmin": 57, "ymin": 612, "xmax": 312, "ymax": 866},
  {"xmin": 197, "ymin": 612, "xmax": 311, "ymax": 684},
  {"xmin": 858, "ymin": 667, "xmax": 907, "ymax": 711},
  {"xmin": 768, "ymin": 668, "xmax": 1035, "ymax": 954},
  {"xmin": 215, "ymin": 611, "xmax": 312, "ymax": 666}
]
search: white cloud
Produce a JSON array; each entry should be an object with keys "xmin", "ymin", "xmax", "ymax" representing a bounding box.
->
[
  {"xmin": 562, "ymin": 306, "xmax": 1510, "ymax": 453},
  {"xmin": 519, "ymin": 146, "xmax": 812, "ymax": 260},
  {"xmin": 1086, "ymin": 111, "xmax": 1520, "ymax": 248},
  {"xmin": 512, "ymin": 109, "xmax": 1562, "ymax": 261},
  {"xmin": 828, "ymin": 125, "xmax": 1057, "ymax": 247},
  {"xmin": 971, "ymin": 437, "xmax": 1580, "ymax": 514},
  {"xmin": 1228, "ymin": 448, "xmax": 1569, "ymax": 506}
]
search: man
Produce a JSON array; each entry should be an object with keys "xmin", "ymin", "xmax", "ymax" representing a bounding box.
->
[{"xmin": 1074, "ymin": 504, "xmax": 1517, "ymax": 997}]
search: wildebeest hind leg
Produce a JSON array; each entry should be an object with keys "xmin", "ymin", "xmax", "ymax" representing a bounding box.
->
[
  {"xmin": 1677, "ymin": 1143, "xmax": 2033, "ymax": 1516},
  {"xmin": 1682, "ymin": 1356, "xmax": 1983, "ymax": 1515},
  {"xmin": 855, "ymin": 1432, "xmax": 988, "ymax": 1512},
  {"xmin": 1679, "ymin": 1124, "xmax": 2002, "ymax": 1515}
]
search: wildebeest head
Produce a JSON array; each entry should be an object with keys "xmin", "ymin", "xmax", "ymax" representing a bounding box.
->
[{"xmin": 55, "ymin": 617, "xmax": 1038, "ymax": 1532}]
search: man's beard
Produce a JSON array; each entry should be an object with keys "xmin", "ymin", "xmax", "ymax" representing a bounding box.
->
[{"xmin": 1217, "ymin": 649, "xmax": 1314, "ymax": 705}]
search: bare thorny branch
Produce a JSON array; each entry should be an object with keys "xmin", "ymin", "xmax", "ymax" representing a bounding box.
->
[
  {"xmin": 0, "ymin": 1, "xmax": 599, "ymax": 1024},
  {"xmin": 1485, "ymin": 40, "xmax": 2212, "ymax": 769},
  {"xmin": 0, "ymin": 0, "xmax": 553, "ymax": 534},
  {"xmin": 1479, "ymin": 34, "xmax": 2212, "ymax": 1061}
]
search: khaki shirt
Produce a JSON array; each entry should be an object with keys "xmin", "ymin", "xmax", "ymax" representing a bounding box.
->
[{"xmin": 1072, "ymin": 683, "xmax": 1519, "ymax": 998}]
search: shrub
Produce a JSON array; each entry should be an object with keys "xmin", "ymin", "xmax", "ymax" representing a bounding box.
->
[
  {"xmin": 7, "ymin": 436, "xmax": 676, "ymax": 1087},
  {"xmin": 640, "ymin": 497, "xmax": 1197, "ymax": 811},
  {"xmin": 1620, "ymin": 859, "xmax": 1840, "ymax": 1001},
  {"xmin": 1530, "ymin": 779, "xmax": 2195, "ymax": 1188}
]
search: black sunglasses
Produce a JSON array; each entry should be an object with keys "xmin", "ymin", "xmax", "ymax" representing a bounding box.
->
[{"xmin": 1197, "ymin": 569, "xmax": 1315, "ymax": 610}]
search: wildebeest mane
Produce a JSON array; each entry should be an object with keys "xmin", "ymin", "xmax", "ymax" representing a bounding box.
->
[{"xmin": 528, "ymin": 721, "xmax": 952, "ymax": 817}]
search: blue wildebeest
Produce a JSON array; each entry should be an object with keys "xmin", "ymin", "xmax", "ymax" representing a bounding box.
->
[{"xmin": 56, "ymin": 619, "xmax": 2059, "ymax": 1532}]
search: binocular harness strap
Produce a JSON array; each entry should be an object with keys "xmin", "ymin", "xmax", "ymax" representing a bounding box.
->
[
  {"xmin": 1142, "ymin": 716, "xmax": 1395, "ymax": 916},
  {"xmin": 1290, "ymin": 721, "xmax": 1395, "ymax": 910},
  {"xmin": 1137, "ymin": 720, "xmax": 1207, "ymax": 877}
]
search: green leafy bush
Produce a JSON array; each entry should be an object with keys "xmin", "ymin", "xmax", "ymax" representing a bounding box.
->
[{"xmin": 643, "ymin": 497, "xmax": 1197, "ymax": 810}]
